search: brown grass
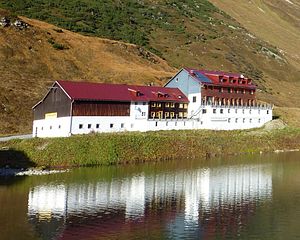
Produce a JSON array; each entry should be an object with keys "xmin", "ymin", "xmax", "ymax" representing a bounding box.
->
[{"xmin": 0, "ymin": 17, "xmax": 176, "ymax": 135}]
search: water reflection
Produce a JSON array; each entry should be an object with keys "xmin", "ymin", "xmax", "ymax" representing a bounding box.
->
[{"xmin": 27, "ymin": 162, "xmax": 272, "ymax": 239}]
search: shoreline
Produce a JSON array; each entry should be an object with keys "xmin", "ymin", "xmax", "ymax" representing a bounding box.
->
[
  {"xmin": 1, "ymin": 126, "xmax": 300, "ymax": 171},
  {"xmin": 0, "ymin": 147, "xmax": 299, "ymax": 177}
]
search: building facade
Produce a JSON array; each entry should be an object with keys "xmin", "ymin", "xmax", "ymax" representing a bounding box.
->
[
  {"xmin": 32, "ymin": 81, "xmax": 190, "ymax": 137},
  {"xmin": 164, "ymin": 68, "xmax": 272, "ymax": 130},
  {"xmin": 32, "ymin": 69, "xmax": 273, "ymax": 138}
]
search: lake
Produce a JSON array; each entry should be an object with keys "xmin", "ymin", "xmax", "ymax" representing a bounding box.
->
[{"xmin": 0, "ymin": 152, "xmax": 300, "ymax": 240}]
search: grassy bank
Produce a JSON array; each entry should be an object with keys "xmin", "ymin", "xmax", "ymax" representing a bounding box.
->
[{"xmin": 1, "ymin": 127, "xmax": 300, "ymax": 169}]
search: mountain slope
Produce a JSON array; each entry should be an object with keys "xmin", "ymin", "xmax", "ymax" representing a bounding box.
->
[
  {"xmin": 0, "ymin": 11, "xmax": 175, "ymax": 134},
  {"xmin": 1, "ymin": 1, "xmax": 300, "ymax": 107},
  {"xmin": 209, "ymin": 0, "xmax": 300, "ymax": 71},
  {"xmin": 0, "ymin": 0, "xmax": 300, "ymax": 135}
]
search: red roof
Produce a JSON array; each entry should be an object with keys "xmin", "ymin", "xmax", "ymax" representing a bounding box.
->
[
  {"xmin": 57, "ymin": 80, "xmax": 188, "ymax": 103},
  {"xmin": 184, "ymin": 68, "xmax": 256, "ymax": 89}
]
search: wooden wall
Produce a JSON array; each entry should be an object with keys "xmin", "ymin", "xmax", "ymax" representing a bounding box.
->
[
  {"xmin": 202, "ymin": 86, "xmax": 256, "ymax": 105},
  {"xmin": 72, "ymin": 101, "xmax": 130, "ymax": 116},
  {"xmin": 33, "ymin": 83, "xmax": 71, "ymax": 120},
  {"xmin": 148, "ymin": 101, "xmax": 188, "ymax": 119}
]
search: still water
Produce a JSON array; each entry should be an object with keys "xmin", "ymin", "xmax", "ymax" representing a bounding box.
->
[{"xmin": 0, "ymin": 152, "xmax": 300, "ymax": 240}]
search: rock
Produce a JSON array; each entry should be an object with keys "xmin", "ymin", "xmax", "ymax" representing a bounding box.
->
[
  {"xmin": 0, "ymin": 17, "xmax": 10, "ymax": 27},
  {"xmin": 13, "ymin": 19, "xmax": 29, "ymax": 30}
]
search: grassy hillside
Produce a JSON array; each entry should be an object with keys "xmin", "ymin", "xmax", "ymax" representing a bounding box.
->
[
  {"xmin": 0, "ymin": 0, "xmax": 299, "ymax": 135},
  {"xmin": 210, "ymin": 0, "xmax": 300, "ymax": 71},
  {"xmin": 0, "ymin": 9, "xmax": 175, "ymax": 134}
]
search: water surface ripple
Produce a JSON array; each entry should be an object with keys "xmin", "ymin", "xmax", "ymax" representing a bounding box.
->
[{"xmin": 1, "ymin": 152, "xmax": 300, "ymax": 239}]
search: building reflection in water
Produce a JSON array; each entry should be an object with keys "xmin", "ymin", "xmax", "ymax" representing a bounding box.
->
[{"xmin": 28, "ymin": 163, "xmax": 272, "ymax": 239}]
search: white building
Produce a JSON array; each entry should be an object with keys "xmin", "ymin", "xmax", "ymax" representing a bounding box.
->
[
  {"xmin": 32, "ymin": 69, "xmax": 273, "ymax": 138},
  {"xmin": 165, "ymin": 68, "xmax": 273, "ymax": 130}
]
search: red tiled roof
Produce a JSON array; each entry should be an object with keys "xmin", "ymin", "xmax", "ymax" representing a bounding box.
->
[
  {"xmin": 184, "ymin": 68, "xmax": 256, "ymax": 89},
  {"xmin": 57, "ymin": 80, "xmax": 188, "ymax": 102}
]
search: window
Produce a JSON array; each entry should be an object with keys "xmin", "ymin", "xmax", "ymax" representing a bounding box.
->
[
  {"xmin": 235, "ymin": 118, "xmax": 238, "ymax": 123},
  {"xmin": 151, "ymin": 102, "xmax": 156, "ymax": 107},
  {"xmin": 179, "ymin": 112, "xmax": 183, "ymax": 118},
  {"xmin": 242, "ymin": 109, "xmax": 245, "ymax": 114},
  {"xmin": 165, "ymin": 112, "xmax": 170, "ymax": 118},
  {"xmin": 143, "ymin": 102, "xmax": 146, "ymax": 105},
  {"xmin": 228, "ymin": 118, "xmax": 231, "ymax": 123},
  {"xmin": 250, "ymin": 118, "xmax": 252, "ymax": 123},
  {"xmin": 179, "ymin": 103, "xmax": 184, "ymax": 108},
  {"xmin": 165, "ymin": 102, "xmax": 170, "ymax": 108},
  {"xmin": 131, "ymin": 123, "xmax": 134, "ymax": 128},
  {"xmin": 151, "ymin": 112, "xmax": 155, "ymax": 118},
  {"xmin": 249, "ymin": 110, "xmax": 252, "ymax": 114},
  {"xmin": 219, "ymin": 88, "xmax": 223, "ymax": 93},
  {"xmin": 135, "ymin": 102, "xmax": 138, "ymax": 105},
  {"xmin": 267, "ymin": 110, "xmax": 269, "ymax": 114},
  {"xmin": 250, "ymin": 90, "xmax": 254, "ymax": 95},
  {"xmin": 228, "ymin": 109, "xmax": 230, "ymax": 113},
  {"xmin": 50, "ymin": 126, "xmax": 52, "ymax": 130},
  {"xmin": 202, "ymin": 109, "xmax": 207, "ymax": 114},
  {"xmin": 170, "ymin": 103, "xmax": 175, "ymax": 108},
  {"xmin": 235, "ymin": 109, "xmax": 238, "ymax": 114},
  {"xmin": 243, "ymin": 118, "xmax": 245, "ymax": 123},
  {"xmin": 58, "ymin": 125, "xmax": 61, "ymax": 129},
  {"xmin": 79, "ymin": 124, "xmax": 83, "ymax": 129},
  {"xmin": 157, "ymin": 103, "xmax": 162, "ymax": 108},
  {"xmin": 170, "ymin": 112, "xmax": 175, "ymax": 118},
  {"xmin": 166, "ymin": 122, "xmax": 168, "ymax": 126},
  {"xmin": 88, "ymin": 124, "xmax": 91, "ymax": 129},
  {"xmin": 258, "ymin": 118, "xmax": 261, "ymax": 123},
  {"xmin": 184, "ymin": 103, "xmax": 188, "ymax": 109},
  {"xmin": 228, "ymin": 88, "xmax": 231, "ymax": 93},
  {"xmin": 213, "ymin": 109, "xmax": 217, "ymax": 114},
  {"xmin": 193, "ymin": 96, "xmax": 197, "ymax": 102},
  {"xmin": 121, "ymin": 123, "xmax": 124, "ymax": 128},
  {"xmin": 142, "ymin": 112, "xmax": 146, "ymax": 116},
  {"xmin": 220, "ymin": 109, "xmax": 224, "ymax": 114},
  {"xmin": 41, "ymin": 127, "xmax": 43, "ymax": 131},
  {"xmin": 175, "ymin": 122, "xmax": 177, "ymax": 126},
  {"xmin": 110, "ymin": 124, "xmax": 113, "ymax": 128},
  {"xmin": 155, "ymin": 122, "xmax": 158, "ymax": 127},
  {"xmin": 258, "ymin": 109, "xmax": 261, "ymax": 114},
  {"xmin": 96, "ymin": 124, "xmax": 100, "ymax": 129}
]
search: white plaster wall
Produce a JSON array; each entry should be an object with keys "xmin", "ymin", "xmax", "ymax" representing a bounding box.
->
[
  {"xmin": 196, "ymin": 105, "xmax": 273, "ymax": 130},
  {"xmin": 32, "ymin": 117, "xmax": 71, "ymax": 138},
  {"xmin": 32, "ymin": 105, "xmax": 273, "ymax": 138},
  {"xmin": 130, "ymin": 101, "xmax": 149, "ymax": 120},
  {"xmin": 188, "ymin": 93, "xmax": 202, "ymax": 118},
  {"xmin": 71, "ymin": 116, "xmax": 132, "ymax": 134}
]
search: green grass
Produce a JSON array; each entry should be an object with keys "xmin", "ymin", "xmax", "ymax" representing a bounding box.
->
[{"xmin": 1, "ymin": 127, "xmax": 300, "ymax": 169}]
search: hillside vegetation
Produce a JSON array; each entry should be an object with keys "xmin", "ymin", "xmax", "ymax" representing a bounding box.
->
[{"xmin": 0, "ymin": 0, "xmax": 299, "ymax": 135}]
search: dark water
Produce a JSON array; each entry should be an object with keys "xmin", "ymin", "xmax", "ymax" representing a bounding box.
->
[{"xmin": 1, "ymin": 152, "xmax": 300, "ymax": 240}]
